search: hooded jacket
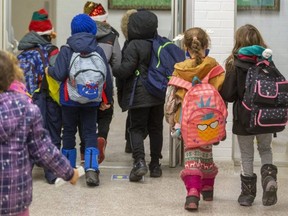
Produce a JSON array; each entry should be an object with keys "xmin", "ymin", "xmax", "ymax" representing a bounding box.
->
[
  {"xmin": 47, "ymin": 32, "xmax": 113, "ymax": 107},
  {"xmin": 95, "ymin": 21, "xmax": 121, "ymax": 82},
  {"xmin": 0, "ymin": 92, "xmax": 73, "ymax": 215},
  {"xmin": 18, "ymin": 31, "xmax": 58, "ymax": 66},
  {"xmin": 113, "ymin": 10, "xmax": 163, "ymax": 111},
  {"xmin": 220, "ymin": 50, "xmax": 264, "ymax": 135},
  {"xmin": 172, "ymin": 56, "xmax": 225, "ymax": 123}
]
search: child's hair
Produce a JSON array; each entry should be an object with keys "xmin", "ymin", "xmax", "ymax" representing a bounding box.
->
[
  {"xmin": 183, "ymin": 27, "xmax": 210, "ymax": 67},
  {"xmin": 225, "ymin": 24, "xmax": 267, "ymax": 68},
  {"xmin": 5, "ymin": 51, "xmax": 25, "ymax": 82},
  {"xmin": 0, "ymin": 51, "xmax": 16, "ymax": 91}
]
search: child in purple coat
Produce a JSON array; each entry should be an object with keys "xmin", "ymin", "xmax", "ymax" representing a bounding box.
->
[{"xmin": 0, "ymin": 51, "xmax": 79, "ymax": 216}]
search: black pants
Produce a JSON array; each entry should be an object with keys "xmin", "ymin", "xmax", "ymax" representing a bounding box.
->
[
  {"xmin": 129, "ymin": 104, "xmax": 164, "ymax": 163},
  {"xmin": 80, "ymin": 105, "xmax": 113, "ymax": 154}
]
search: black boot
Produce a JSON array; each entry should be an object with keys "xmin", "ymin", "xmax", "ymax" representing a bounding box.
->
[
  {"xmin": 149, "ymin": 163, "xmax": 162, "ymax": 178},
  {"xmin": 129, "ymin": 159, "xmax": 148, "ymax": 182},
  {"xmin": 85, "ymin": 170, "xmax": 100, "ymax": 187},
  {"xmin": 261, "ymin": 164, "xmax": 278, "ymax": 206},
  {"xmin": 238, "ymin": 174, "xmax": 257, "ymax": 206}
]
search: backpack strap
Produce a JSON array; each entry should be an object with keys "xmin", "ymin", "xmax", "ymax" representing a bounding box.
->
[
  {"xmin": 202, "ymin": 65, "xmax": 224, "ymax": 83},
  {"xmin": 168, "ymin": 76, "xmax": 192, "ymax": 90}
]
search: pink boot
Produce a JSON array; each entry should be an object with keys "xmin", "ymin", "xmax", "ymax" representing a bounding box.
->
[
  {"xmin": 201, "ymin": 178, "xmax": 215, "ymax": 201},
  {"xmin": 201, "ymin": 169, "xmax": 218, "ymax": 201},
  {"xmin": 181, "ymin": 169, "xmax": 203, "ymax": 211}
]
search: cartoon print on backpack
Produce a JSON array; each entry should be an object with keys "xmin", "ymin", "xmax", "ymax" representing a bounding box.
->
[
  {"xmin": 67, "ymin": 49, "xmax": 107, "ymax": 104},
  {"xmin": 17, "ymin": 46, "xmax": 49, "ymax": 95},
  {"xmin": 168, "ymin": 65, "xmax": 227, "ymax": 148}
]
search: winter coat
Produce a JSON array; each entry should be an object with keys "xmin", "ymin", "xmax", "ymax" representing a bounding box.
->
[
  {"xmin": 172, "ymin": 56, "xmax": 225, "ymax": 123},
  {"xmin": 220, "ymin": 55, "xmax": 257, "ymax": 135},
  {"xmin": 96, "ymin": 21, "xmax": 121, "ymax": 74},
  {"xmin": 18, "ymin": 31, "xmax": 58, "ymax": 66},
  {"xmin": 0, "ymin": 92, "xmax": 73, "ymax": 215},
  {"xmin": 47, "ymin": 32, "xmax": 113, "ymax": 107},
  {"xmin": 113, "ymin": 10, "xmax": 163, "ymax": 111}
]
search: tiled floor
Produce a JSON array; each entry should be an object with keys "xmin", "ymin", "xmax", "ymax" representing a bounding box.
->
[{"xmin": 30, "ymin": 105, "xmax": 288, "ymax": 216}]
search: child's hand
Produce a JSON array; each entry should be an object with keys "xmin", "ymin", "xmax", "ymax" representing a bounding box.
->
[
  {"xmin": 69, "ymin": 168, "xmax": 79, "ymax": 185},
  {"xmin": 45, "ymin": 67, "xmax": 49, "ymax": 75},
  {"xmin": 99, "ymin": 102, "xmax": 111, "ymax": 111}
]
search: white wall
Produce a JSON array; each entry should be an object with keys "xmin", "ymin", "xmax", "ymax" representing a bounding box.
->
[
  {"xmin": 193, "ymin": 0, "xmax": 235, "ymax": 161},
  {"xmin": 237, "ymin": 0, "xmax": 288, "ymax": 76},
  {"xmin": 54, "ymin": 0, "xmax": 171, "ymax": 48},
  {"xmin": 11, "ymin": 0, "xmax": 56, "ymax": 43}
]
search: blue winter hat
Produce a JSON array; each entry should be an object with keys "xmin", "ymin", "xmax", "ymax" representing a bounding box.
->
[{"xmin": 71, "ymin": 13, "xmax": 97, "ymax": 35}]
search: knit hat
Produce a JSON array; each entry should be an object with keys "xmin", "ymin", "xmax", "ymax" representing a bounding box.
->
[
  {"xmin": 29, "ymin": 8, "xmax": 54, "ymax": 35},
  {"xmin": 83, "ymin": 1, "xmax": 108, "ymax": 22},
  {"xmin": 71, "ymin": 14, "xmax": 97, "ymax": 35}
]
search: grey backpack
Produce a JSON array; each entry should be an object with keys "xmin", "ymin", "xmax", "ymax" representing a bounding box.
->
[{"xmin": 67, "ymin": 51, "xmax": 107, "ymax": 104}]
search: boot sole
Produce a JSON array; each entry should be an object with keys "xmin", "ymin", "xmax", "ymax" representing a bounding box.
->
[
  {"xmin": 201, "ymin": 190, "xmax": 213, "ymax": 201},
  {"xmin": 134, "ymin": 167, "xmax": 148, "ymax": 176},
  {"xmin": 263, "ymin": 181, "xmax": 277, "ymax": 206},
  {"xmin": 185, "ymin": 196, "xmax": 199, "ymax": 211}
]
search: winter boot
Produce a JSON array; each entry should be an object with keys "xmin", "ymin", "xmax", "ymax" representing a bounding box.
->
[
  {"xmin": 201, "ymin": 169, "xmax": 218, "ymax": 201},
  {"xmin": 97, "ymin": 137, "xmax": 107, "ymax": 164},
  {"xmin": 201, "ymin": 178, "xmax": 215, "ymax": 201},
  {"xmin": 61, "ymin": 148, "xmax": 77, "ymax": 168},
  {"xmin": 84, "ymin": 147, "xmax": 100, "ymax": 187},
  {"xmin": 261, "ymin": 164, "xmax": 278, "ymax": 206},
  {"xmin": 238, "ymin": 174, "xmax": 257, "ymax": 206},
  {"xmin": 181, "ymin": 169, "xmax": 203, "ymax": 211},
  {"xmin": 129, "ymin": 158, "xmax": 148, "ymax": 182}
]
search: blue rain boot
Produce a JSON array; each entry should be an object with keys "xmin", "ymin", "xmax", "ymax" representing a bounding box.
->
[
  {"xmin": 61, "ymin": 148, "xmax": 77, "ymax": 168},
  {"xmin": 84, "ymin": 147, "xmax": 100, "ymax": 187}
]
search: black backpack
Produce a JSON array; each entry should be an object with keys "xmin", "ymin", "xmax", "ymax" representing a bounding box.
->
[{"xmin": 241, "ymin": 60, "xmax": 288, "ymax": 134}]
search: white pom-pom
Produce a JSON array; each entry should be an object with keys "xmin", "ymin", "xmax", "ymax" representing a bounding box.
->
[
  {"xmin": 262, "ymin": 49, "xmax": 272, "ymax": 59},
  {"xmin": 172, "ymin": 34, "xmax": 184, "ymax": 41}
]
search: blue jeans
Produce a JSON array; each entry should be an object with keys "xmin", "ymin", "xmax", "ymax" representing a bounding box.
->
[{"xmin": 62, "ymin": 105, "xmax": 97, "ymax": 150}]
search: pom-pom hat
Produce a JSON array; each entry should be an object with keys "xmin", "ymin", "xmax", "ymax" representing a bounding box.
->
[
  {"xmin": 71, "ymin": 14, "xmax": 97, "ymax": 35},
  {"xmin": 83, "ymin": 1, "xmax": 108, "ymax": 22},
  {"xmin": 29, "ymin": 8, "xmax": 54, "ymax": 35}
]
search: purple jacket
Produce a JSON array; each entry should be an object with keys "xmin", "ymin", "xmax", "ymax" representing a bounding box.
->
[{"xmin": 0, "ymin": 92, "xmax": 74, "ymax": 215}]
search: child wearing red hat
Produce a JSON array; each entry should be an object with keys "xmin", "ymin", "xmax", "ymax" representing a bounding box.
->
[{"xmin": 17, "ymin": 8, "xmax": 62, "ymax": 185}]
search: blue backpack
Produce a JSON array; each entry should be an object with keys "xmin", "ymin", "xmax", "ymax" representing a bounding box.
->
[
  {"xmin": 140, "ymin": 35, "xmax": 185, "ymax": 99},
  {"xmin": 17, "ymin": 45, "xmax": 49, "ymax": 95}
]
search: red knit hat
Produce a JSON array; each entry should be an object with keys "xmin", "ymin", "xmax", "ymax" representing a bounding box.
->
[
  {"xmin": 83, "ymin": 2, "xmax": 108, "ymax": 22},
  {"xmin": 29, "ymin": 8, "xmax": 54, "ymax": 35}
]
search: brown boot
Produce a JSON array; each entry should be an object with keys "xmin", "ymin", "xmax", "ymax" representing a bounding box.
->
[{"xmin": 98, "ymin": 137, "xmax": 107, "ymax": 164}]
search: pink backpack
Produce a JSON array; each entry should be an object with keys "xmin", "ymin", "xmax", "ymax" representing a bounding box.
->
[{"xmin": 168, "ymin": 65, "xmax": 227, "ymax": 148}]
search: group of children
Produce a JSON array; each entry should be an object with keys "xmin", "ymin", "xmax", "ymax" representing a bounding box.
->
[{"xmin": 0, "ymin": 1, "xmax": 280, "ymax": 215}]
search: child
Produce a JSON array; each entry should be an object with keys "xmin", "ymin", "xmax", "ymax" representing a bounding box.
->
[
  {"xmin": 79, "ymin": 1, "xmax": 122, "ymax": 164},
  {"xmin": 47, "ymin": 14, "xmax": 113, "ymax": 187},
  {"xmin": 113, "ymin": 10, "xmax": 164, "ymax": 181},
  {"xmin": 17, "ymin": 8, "xmax": 62, "ymax": 184},
  {"xmin": 170, "ymin": 27, "xmax": 225, "ymax": 210},
  {"xmin": 0, "ymin": 50, "xmax": 79, "ymax": 216},
  {"xmin": 220, "ymin": 24, "xmax": 278, "ymax": 207}
]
